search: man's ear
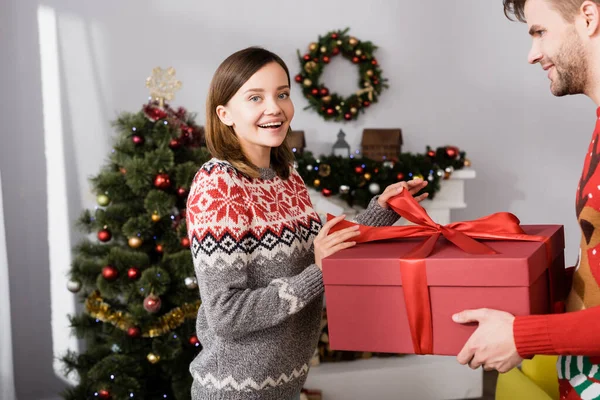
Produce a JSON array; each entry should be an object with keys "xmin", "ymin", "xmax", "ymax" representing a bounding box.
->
[
  {"xmin": 216, "ymin": 105, "xmax": 233, "ymax": 126},
  {"xmin": 581, "ymin": 1, "xmax": 600, "ymax": 36}
]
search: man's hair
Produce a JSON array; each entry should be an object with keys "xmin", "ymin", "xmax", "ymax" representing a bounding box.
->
[{"xmin": 503, "ymin": 0, "xmax": 600, "ymax": 22}]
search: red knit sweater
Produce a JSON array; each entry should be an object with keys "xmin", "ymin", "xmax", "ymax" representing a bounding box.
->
[{"xmin": 514, "ymin": 108, "xmax": 600, "ymax": 359}]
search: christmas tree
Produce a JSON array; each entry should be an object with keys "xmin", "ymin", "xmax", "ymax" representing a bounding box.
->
[{"xmin": 61, "ymin": 68, "xmax": 211, "ymax": 400}]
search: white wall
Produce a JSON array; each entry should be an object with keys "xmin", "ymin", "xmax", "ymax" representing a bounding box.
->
[{"xmin": 1, "ymin": 0, "xmax": 592, "ymax": 398}]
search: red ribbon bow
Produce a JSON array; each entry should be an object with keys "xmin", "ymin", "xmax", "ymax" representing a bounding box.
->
[{"xmin": 328, "ymin": 188, "xmax": 549, "ymax": 354}]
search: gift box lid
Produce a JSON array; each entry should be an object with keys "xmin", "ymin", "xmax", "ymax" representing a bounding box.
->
[{"xmin": 322, "ymin": 225, "xmax": 564, "ymax": 287}]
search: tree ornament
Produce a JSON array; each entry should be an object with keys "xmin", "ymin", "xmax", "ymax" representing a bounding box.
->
[
  {"xmin": 127, "ymin": 267, "xmax": 141, "ymax": 280},
  {"xmin": 98, "ymin": 389, "xmax": 111, "ymax": 399},
  {"xmin": 147, "ymin": 353, "xmax": 160, "ymax": 364},
  {"xmin": 189, "ymin": 335, "xmax": 200, "ymax": 346},
  {"xmin": 427, "ymin": 150, "xmax": 436, "ymax": 157},
  {"xmin": 181, "ymin": 237, "xmax": 190, "ymax": 248},
  {"xmin": 67, "ymin": 279, "xmax": 82, "ymax": 293},
  {"xmin": 355, "ymin": 166, "xmax": 364, "ymax": 174},
  {"xmin": 339, "ymin": 185, "xmax": 350, "ymax": 194},
  {"xmin": 445, "ymin": 146, "xmax": 460, "ymax": 159},
  {"xmin": 98, "ymin": 228, "xmax": 112, "ymax": 242},
  {"xmin": 155, "ymin": 244, "xmax": 164, "ymax": 253},
  {"xmin": 364, "ymin": 173, "xmax": 372, "ymax": 180},
  {"xmin": 322, "ymin": 188, "xmax": 332, "ymax": 197},
  {"xmin": 185, "ymin": 277, "xmax": 198, "ymax": 289},
  {"xmin": 464, "ymin": 158, "xmax": 472, "ymax": 167},
  {"xmin": 132, "ymin": 135, "xmax": 144, "ymax": 145},
  {"xmin": 143, "ymin": 295, "xmax": 161, "ymax": 313},
  {"xmin": 309, "ymin": 42, "xmax": 318, "ymax": 51},
  {"xmin": 313, "ymin": 179, "xmax": 321, "ymax": 187},
  {"xmin": 154, "ymin": 173, "xmax": 171, "ymax": 189},
  {"xmin": 97, "ymin": 194, "xmax": 110, "ymax": 207},
  {"xmin": 169, "ymin": 138, "xmax": 181, "ymax": 150},
  {"xmin": 318, "ymin": 164, "xmax": 331, "ymax": 177},
  {"xmin": 151, "ymin": 212, "xmax": 161, "ymax": 222},
  {"xmin": 369, "ymin": 183, "xmax": 381, "ymax": 194},
  {"xmin": 128, "ymin": 237, "xmax": 143, "ymax": 248},
  {"xmin": 102, "ymin": 265, "xmax": 119, "ymax": 281},
  {"xmin": 297, "ymin": 28, "xmax": 387, "ymax": 121},
  {"xmin": 127, "ymin": 326, "xmax": 141, "ymax": 338},
  {"xmin": 396, "ymin": 172, "xmax": 405, "ymax": 180}
]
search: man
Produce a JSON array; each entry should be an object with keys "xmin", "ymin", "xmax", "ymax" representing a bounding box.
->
[{"xmin": 453, "ymin": 1, "xmax": 600, "ymax": 398}]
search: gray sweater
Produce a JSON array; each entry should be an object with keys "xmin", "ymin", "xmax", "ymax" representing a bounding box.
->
[{"xmin": 186, "ymin": 159, "xmax": 399, "ymax": 400}]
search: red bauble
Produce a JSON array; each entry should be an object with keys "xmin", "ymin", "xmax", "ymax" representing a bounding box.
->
[
  {"xmin": 332, "ymin": 47, "xmax": 340, "ymax": 55},
  {"xmin": 132, "ymin": 135, "xmax": 144, "ymax": 145},
  {"xmin": 127, "ymin": 326, "xmax": 141, "ymax": 338},
  {"xmin": 445, "ymin": 146, "xmax": 460, "ymax": 159},
  {"xmin": 326, "ymin": 108, "xmax": 335, "ymax": 116},
  {"xmin": 363, "ymin": 101, "xmax": 371, "ymax": 107},
  {"xmin": 427, "ymin": 150, "xmax": 436, "ymax": 158},
  {"xmin": 127, "ymin": 267, "xmax": 140, "ymax": 280},
  {"xmin": 143, "ymin": 105, "xmax": 168, "ymax": 122},
  {"xmin": 322, "ymin": 188, "xmax": 332, "ymax": 197},
  {"xmin": 181, "ymin": 237, "xmax": 190, "ymax": 248},
  {"xmin": 361, "ymin": 55, "xmax": 367, "ymax": 60},
  {"xmin": 371, "ymin": 59, "xmax": 378, "ymax": 65},
  {"xmin": 97, "ymin": 229, "xmax": 112, "ymax": 242},
  {"xmin": 331, "ymin": 33, "xmax": 338, "ymax": 39},
  {"xmin": 352, "ymin": 57, "xmax": 360, "ymax": 64},
  {"xmin": 143, "ymin": 295, "xmax": 162, "ymax": 313},
  {"xmin": 344, "ymin": 113, "xmax": 352, "ymax": 120},
  {"xmin": 312, "ymin": 57, "xmax": 319, "ymax": 63},
  {"xmin": 169, "ymin": 138, "xmax": 181, "ymax": 150},
  {"xmin": 323, "ymin": 56, "xmax": 330, "ymax": 64},
  {"xmin": 175, "ymin": 107, "xmax": 187, "ymax": 118},
  {"xmin": 177, "ymin": 187, "xmax": 187, "ymax": 197},
  {"xmin": 155, "ymin": 244, "xmax": 164, "ymax": 253},
  {"xmin": 397, "ymin": 172, "xmax": 405, "ymax": 180},
  {"xmin": 294, "ymin": 74, "xmax": 303, "ymax": 83},
  {"xmin": 102, "ymin": 265, "xmax": 119, "ymax": 281},
  {"xmin": 319, "ymin": 88, "xmax": 329, "ymax": 96},
  {"xmin": 311, "ymin": 88, "xmax": 319, "ymax": 96},
  {"xmin": 98, "ymin": 390, "xmax": 111, "ymax": 400},
  {"xmin": 303, "ymin": 54, "xmax": 311, "ymax": 61},
  {"xmin": 154, "ymin": 173, "xmax": 171, "ymax": 189},
  {"xmin": 373, "ymin": 79, "xmax": 379, "ymax": 85},
  {"xmin": 355, "ymin": 166, "xmax": 364, "ymax": 174},
  {"xmin": 189, "ymin": 335, "xmax": 200, "ymax": 346}
]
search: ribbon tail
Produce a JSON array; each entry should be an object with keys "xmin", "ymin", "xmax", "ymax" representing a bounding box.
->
[{"xmin": 400, "ymin": 233, "xmax": 439, "ymax": 354}]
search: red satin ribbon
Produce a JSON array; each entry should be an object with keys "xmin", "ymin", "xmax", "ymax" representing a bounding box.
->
[{"xmin": 328, "ymin": 188, "xmax": 550, "ymax": 354}]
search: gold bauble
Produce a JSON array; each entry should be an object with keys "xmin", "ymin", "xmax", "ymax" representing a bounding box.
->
[
  {"xmin": 309, "ymin": 42, "xmax": 318, "ymax": 51},
  {"xmin": 364, "ymin": 173, "xmax": 372, "ymax": 181},
  {"xmin": 304, "ymin": 61, "xmax": 317, "ymax": 74},
  {"xmin": 128, "ymin": 237, "xmax": 143, "ymax": 248},
  {"xmin": 349, "ymin": 37, "xmax": 358, "ymax": 46},
  {"xmin": 355, "ymin": 49, "xmax": 362, "ymax": 56},
  {"xmin": 322, "ymin": 96, "xmax": 332, "ymax": 103},
  {"xmin": 337, "ymin": 40, "xmax": 342, "ymax": 45},
  {"xmin": 335, "ymin": 105, "xmax": 341, "ymax": 111},
  {"xmin": 366, "ymin": 70, "xmax": 374, "ymax": 77},
  {"xmin": 350, "ymin": 107, "xmax": 358, "ymax": 114},
  {"xmin": 320, "ymin": 46, "xmax": 327, "ymax": 53},
  {"xmin": 314, "ymin": 179, "xmax": 321, "ymax": 187},
  {"xmin": 318, "ymin": 164, "xmax": 331, "ymax": 177},
  {"xmin": 147, "ymin": 353, "xmax": 160, "ymax": 364},
  {"xmin": 414, "ymin": 174, "xmax": 424, "ymax": 180},
  {"xmin": 151, "ymin": 212, "xmax": 160, "ymax": 222},
  {"xmin": 97, "ymin": 194, "xmax": 110, "ymax": 207},
  {"xmin": 303, "ymin": 79, "xmax": 313, "ymax": 87},
  {"xmin": 464, "ymin": 158, "xmax": 472, "ymax": 167}
]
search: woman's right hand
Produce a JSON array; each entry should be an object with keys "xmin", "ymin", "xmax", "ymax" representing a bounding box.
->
[{"xmin": 313, "ymin": 214, "xmax": 361, "ymax": 270}]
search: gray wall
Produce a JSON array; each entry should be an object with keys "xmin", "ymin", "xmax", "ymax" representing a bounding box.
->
[{"xmin": 1, "ymin": 0, "xmax": 593, "ymax": 398}]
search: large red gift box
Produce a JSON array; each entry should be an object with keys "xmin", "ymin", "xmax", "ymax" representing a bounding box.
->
[{"xmin": 322, "ymin": 190, "xmax": 567, "ymax": 356}]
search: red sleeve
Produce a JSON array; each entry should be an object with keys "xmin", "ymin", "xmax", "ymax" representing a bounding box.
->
[
  {"xmin": 514, "ymin": 306, "xmax": 600, "ymax": 358},
  {"xmin": 513, "ymin": 267, "xmax": 600, "ymax": 358}
]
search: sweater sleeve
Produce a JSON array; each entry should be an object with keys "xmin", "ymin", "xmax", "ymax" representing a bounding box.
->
[
  {"xmin": 186, "ymin": 164, "xmax": 324, "ymax": 340},
  {"xmin": 353, "ymin": 195, "xmax": 400, "ymax": 227},
  {"xmin": 514, "ymin": 306, "xmax": 600, "ymax": 358}
]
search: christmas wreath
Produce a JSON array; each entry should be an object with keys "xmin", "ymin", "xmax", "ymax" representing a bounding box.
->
[{"xmin": 295, "ymin": 28, "xmax": 388, "ymax": 122}]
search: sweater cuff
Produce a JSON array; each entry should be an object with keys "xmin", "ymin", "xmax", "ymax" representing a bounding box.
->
[
  {"xmin": 513, "ymin": 315, "xmax": 555, "ymax": 358},
  {"xmin": 295, "ymin": 264, "xmax": 324, "ymax": 304},
  {"xmin": 355, "ymin": 196, "xmax": 399, "ymax": 227}
]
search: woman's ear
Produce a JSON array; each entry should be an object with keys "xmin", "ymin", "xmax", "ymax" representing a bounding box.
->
[{"xmin": 216, "ymin": 105, "xmax": 233, "ymax": 126}]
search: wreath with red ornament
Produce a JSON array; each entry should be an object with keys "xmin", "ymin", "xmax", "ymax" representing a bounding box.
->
[{"xmin": 295, "ymin": 28, "xmax": 388, "ymax": 122}]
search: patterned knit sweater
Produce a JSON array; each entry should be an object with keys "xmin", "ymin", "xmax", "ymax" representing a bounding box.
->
[
  {"xmin": 514, "ymin": 109, "xmax": 600, "ymax": 398},
  {"xmin": 186, "ymin": 158, "xmax": 399, "ymax": 400}
]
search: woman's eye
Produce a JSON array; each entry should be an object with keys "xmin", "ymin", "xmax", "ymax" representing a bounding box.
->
[{"xmin": 279, "ymin": 92, "xmax": 289, "ymax": 100}]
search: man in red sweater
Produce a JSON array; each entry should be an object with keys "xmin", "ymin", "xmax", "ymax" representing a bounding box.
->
[{"xmin": 453, "ymin": 0, "xmax": 600, "ymax": 398}]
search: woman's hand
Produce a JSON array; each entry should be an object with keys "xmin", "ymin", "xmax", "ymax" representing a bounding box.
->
[
  {"xmin": 314, "ymin": 214, "xmax": 361, "ymax": 270},
  {"xmin": 377, "ymin": 178, "xmax": 429, "ymax": 209}
]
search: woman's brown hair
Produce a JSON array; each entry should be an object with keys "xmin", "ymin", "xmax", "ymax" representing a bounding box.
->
[{"xmin": 205, "ymin": 47, "xmax": 295, "ymax": 179}]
